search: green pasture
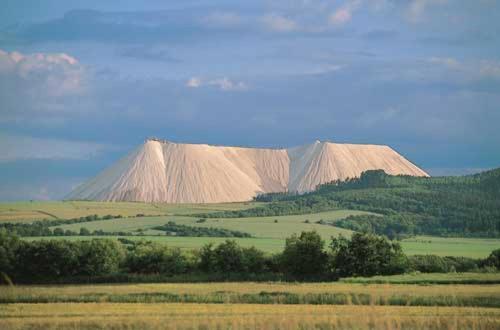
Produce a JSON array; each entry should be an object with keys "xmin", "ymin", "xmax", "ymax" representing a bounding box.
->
[
  {"xmin": 51, "ymin": 209, "xmax": 366, "ymax": 239},
  {"xmin": 4, "ymin": 201, "xmax": 499, "ymax": 258},
  {"xmin": 0, "ymin": 201, "xmax": 261, "ymax": 222},
  {"xmin": 25, "ymin": 234, "xmax": 500, "ymax": 257}
]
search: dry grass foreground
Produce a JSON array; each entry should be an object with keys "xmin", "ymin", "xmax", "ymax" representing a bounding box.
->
[
  {"xmin": 2, "ymin": 282, "xmax": 499, "ymax": 300},
  {"xmin": 0, "ymin": 303, "xmax": 499, "ymax": 330}
]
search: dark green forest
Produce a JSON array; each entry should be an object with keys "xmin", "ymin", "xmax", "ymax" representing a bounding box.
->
[{"xmin": 203, "ymin": 168, "xmax": 500, "ymax": 238}]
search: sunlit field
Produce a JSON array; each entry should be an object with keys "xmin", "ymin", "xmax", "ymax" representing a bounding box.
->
[
  {"xmin": 0, "ymin": 201, "xmax": 261, "ymax": 222},
  {"xmin": 1, "ymin": 303, "xmax": 499, "ymax": 330},
  {"xmin": 6, "ymin": 201, "xmax": 499, "ymax": 257}
]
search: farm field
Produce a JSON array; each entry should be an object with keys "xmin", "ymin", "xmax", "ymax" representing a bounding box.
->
[
  {"xmin": 2, "ymin": 303, "xmax": 498, "ymax": 330},
  {"xmin": 0, "ymin": 201, "xmax": 261, "ymax": 222},
  {"xmin": 2, "ymin": 280, "xmax": 500, "ymax": 329},
  {"xmin": 50, "ymin": 209, "xmax": 364, "ymax": 238},
  {"xmin": 2, "ymin": 280, "xmax": 500, "ymax": 304},
  {"xmin": 25, "ymin": 234, "xmax": 500, "ymax": 257},
  {"xmin": 340, "ymin": 272, "xmax": 500, "ymax": 284},
  {"xmin": 4, "ymin": 201, "xmax": 500, "ymax": 257}
]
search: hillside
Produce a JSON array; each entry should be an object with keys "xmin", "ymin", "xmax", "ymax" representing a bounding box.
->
[
  {"xmin": 67, "ymin": 139, "xmax": 427, "ymax": 203},
  {"xmin": 210, "ymin": 168, "xmax": 500, "ymax": 238}
]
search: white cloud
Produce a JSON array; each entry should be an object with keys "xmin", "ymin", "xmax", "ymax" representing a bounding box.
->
[
  {"xmin": 329, "ymin": 8, "xmax": 352, "ymax": 25},
  {"xmin": 428, "ymin": 57, "xmax": 460, "ymax": 69},
  {"xmin": 329, "ymin": 0, "xmax": 361, "ymax": 26},
  {"xmin": 186, "ymin": 77, "xmax": 202, "ymax": 88},
  {"xmin": 186, "ymin": 77, "xmax": 248, "ymax": 91},
  {"xmin": 0, "ymin": 49, "xmax": 83, "ymax": 96},
  {"xmin": 202, "ymin": 12, "xmax": 243, "ymax": 28},
  {"xmin": 260, "ymin": 14, "xmax": 298, "ymax": 32},
  {"xmin": 304, "ymin": 64, "xmax": 343, "ymax": 75},
  {"xmin": 478, "ymin": 61, "xmax": 500, "ymax": 78},
  {"xmin": 406, "ymin": 0, "xmax": 448, "ymax": 23},
  {"xmin": 427, "ymin": 57, "xmax": 500, "ymax": 79},
  {"xmin": 0, "ymin": 49, "xmax": 87, "ymax": 125},
  {"xmin": 0, "ymin": 134, "xmax": 111, "ymax": 162}
]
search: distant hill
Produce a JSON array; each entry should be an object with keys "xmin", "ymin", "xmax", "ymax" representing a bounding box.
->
[
  {"xmin": 67, "ymin": 139, "xmax": 427, "ymax": 203},
  {"xmin": 210, "ymin": 168, "xmax": 500, "ymax": 238}
]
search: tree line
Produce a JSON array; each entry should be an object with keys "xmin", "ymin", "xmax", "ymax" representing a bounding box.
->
[
  {"xmin": 0, "ymin": 218, "xmax": 252, "ymax": 238},
  {"xmin": 210, "ymin": 169, "xmax": 500, "ymax": 238},
  {"xmin": 1, "ymin": 229, "xmax": 498, "ymax": 284}
]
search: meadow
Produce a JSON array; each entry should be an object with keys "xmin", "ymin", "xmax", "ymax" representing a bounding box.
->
[
  {"xmin": 2, "ymin": 202, "xmax": 500, "ymax": 329},
  {"xmin": 2, "ymin": 281, "xmax": 500, "ymax": 329},
  {"xmin": 0, "ymin": 201, "xmax": 261, "ymax": 222},
  {"xmin": 2, "ymin": 280, "xmax": 500, "ymax": 305},
  {"xmin": 2, "ymin": 303, "xmax": 499, "ymax": 330},
  {"xmin": 4, "ymin": 201, "xmax": 498, "ymax": 257}
]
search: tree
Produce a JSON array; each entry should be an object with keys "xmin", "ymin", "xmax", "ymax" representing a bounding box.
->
[
  {"xmin": 53, "ymin": 228, "xmax": 64, "ymax": 236},
  {"xmin": 77, "ymin": 239, "xmax": 125, "ymax": 276},
  {"xmin": 125, "ymin": 241, "xmax": 188, "ymax": 275},
  {"xmin": 15, "ymin": 240, "xmax": 80, "ymax": 279},
  {"xmin": 79, "ymin": 227, "xmax": 91, "ymax": 236},
  {"xmin": 241, "ymin": 246, "xmax": 267, "ymax": 273},
  {"xmin": 330, "ymin": 233, "xmax": 408, "ymax": 277},
  {"xmin": 0, "ymin": 229, "xmax": 21, "ymax": 278},
  {"xmin": 281, "ymin": 231, "xmax": 328, "ymax": 279},
  {"xmin": 213, "ymin": 240, "xmax": 244, "ymax": 273},
  {"xmin": 484, "ymin": 249, "xmax": 500, "ymax": 269},
  {"xmin": 198, "ymin": 243, "xmax": 216, "ymax": 272}
]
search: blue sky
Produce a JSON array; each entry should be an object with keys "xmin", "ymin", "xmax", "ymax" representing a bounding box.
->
[{"xmin": 1, "ymin": 0, "xmax": 499, "ymax": 200}]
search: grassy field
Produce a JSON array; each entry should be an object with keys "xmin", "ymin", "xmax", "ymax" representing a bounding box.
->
[
  {"xmin": 26, "ymin": 234, "xmax": 500, "ymax": 257},
  {"xmin": 0, "ymin": 201, "xmax": 261, "ymax": 222},
  {"xmin": 2, "ymin": 280, "xmax": 500, "ymax": 304},
  {"xmin": 340, "ymin": 272, "xmax": 500, "ymax": 284},
  {"xmin": 3, "ymin": 201, "xmax": 500, "ymax": 329},
  {"xmin": 2, "ymin": 303, "xmax": 498, "ymax": 330},
  {"xmin": 401, "ymin": 236, "xmax": 500, "ymax": 258},
  {"xmin": 51, "ymin": 209, "xmax": 363, "ymax": 238},
  {"xmin": 4, "ymin": 201, "xmax": 500, "ymax": 257},
  {"xmin": 2, "ymin": 281, "xmax": 500, "ymax": 329}
]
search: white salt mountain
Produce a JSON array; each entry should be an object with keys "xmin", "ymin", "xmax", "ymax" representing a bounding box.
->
[{"xmin": 67, "ymin": 139, "xmax": 429, "ymax": 203}]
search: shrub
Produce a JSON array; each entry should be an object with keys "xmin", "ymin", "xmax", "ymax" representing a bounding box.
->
[
  {"xmin": 77, "ymin": 239, "xmax": 125, "ymax": 276},
  {"xmin": 125, "ymin": 241, "xmax": 190, "ymax": 275},
  {"xmin": 281, "ymin": 231, "xmax": 328, "ymax": 279},
  {"xmin": 330, "ymin": 232, "xmax": 408, "ymax": 277},
  {"xmin": 15, "ymin": 240, "xmax": 80, "ymax": 279},
  {"xmin": 483, "ymin": 249, "xmax": 500, "ymax": 269}
]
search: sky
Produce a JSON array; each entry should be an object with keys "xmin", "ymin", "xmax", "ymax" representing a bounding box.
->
[{"xmin": 1, "ymin": 0, "xmax": 499, "ymax": 200}]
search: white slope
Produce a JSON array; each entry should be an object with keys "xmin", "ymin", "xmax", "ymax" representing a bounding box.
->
[
  {"xmin": 67, "ymin": 139, "xmax": 429, "ymax": 203},
  {"xmin": 287, "ymin": 141, "xmax": 428, "ymax": 193}
]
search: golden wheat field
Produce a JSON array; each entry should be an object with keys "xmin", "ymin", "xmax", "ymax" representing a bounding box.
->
[
  {"xmin": 1, "ymin": 303, "xmax": 499, "ymax": 330},
  {"xmin": 1, "ymin": 282, "xmax": 500, "ymax": 329},
  {"xmin": 2, "ymin": 282, "xmax": 500, "ymax": 300}
]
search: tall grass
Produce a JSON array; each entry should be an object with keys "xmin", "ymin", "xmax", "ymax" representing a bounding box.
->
[
  {"xmin": 1, "ymin": 303, "xmax": 499, "ymax": 330},
  {"xmin": 2, "ymin": 282, "xmax": 499, "ymax": 307}
]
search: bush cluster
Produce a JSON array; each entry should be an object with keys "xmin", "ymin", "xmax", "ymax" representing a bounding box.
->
[{"xmin": 1, "ymin": 228, "xmax": 498, "ymax": 284}]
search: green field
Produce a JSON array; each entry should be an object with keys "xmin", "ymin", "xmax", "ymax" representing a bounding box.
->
[
  {"xmin": 26, "ymin": 234, "xmax": 500, "ymax": 257},
  {"xmin": 51, "ymin": 209, "xmax": 364, "ymax": 238},
  {"xmin": 2, "ymin": 202, "xmax": 500, "ymax": 329},
  {"xmin": 0, "ymin": 201, "xmax": 262, "ymax": 222},
  {"xmin": 3, "ymin": 201, "xmax": 500, "ymax": 257}
]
